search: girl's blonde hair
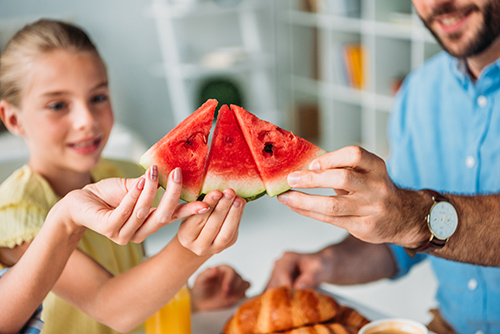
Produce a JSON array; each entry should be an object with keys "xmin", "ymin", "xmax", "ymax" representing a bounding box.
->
[{"xmin": 0, "ymin": 19, "xmax": 101, "ymax": 107}]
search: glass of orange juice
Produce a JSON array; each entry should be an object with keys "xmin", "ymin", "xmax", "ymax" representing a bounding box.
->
[{"xmin": 145, "ymin": 285, "xmax": 191, "ymax": 334}]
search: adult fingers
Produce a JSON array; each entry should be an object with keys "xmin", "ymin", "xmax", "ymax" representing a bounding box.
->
[
  {"xmin": 309, "ymin": 146, "xmax": 384, "ymax": 172},
  {"xmin": 265, "ymin": 252, "xmax": 300, "ymax": 290},
  {"xmin": 277, "ymin": 191, "xmax": 363, "ymax": 218},
  {"xmin": 286, "ymin": 167, "xmax": 368, "ymax": 191}
]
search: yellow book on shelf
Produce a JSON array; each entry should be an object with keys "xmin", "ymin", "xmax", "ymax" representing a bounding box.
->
[{"xmin": 343, "ymin": 44, "xmax": 364, "ymax": 89}]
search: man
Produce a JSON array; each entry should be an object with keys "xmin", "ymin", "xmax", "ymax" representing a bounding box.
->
[{"xmin": 267, "ymin": 0, "xmax": 500, "ymax": 333}]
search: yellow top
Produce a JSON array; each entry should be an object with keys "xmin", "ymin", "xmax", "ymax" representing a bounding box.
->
[{"xmin": 0, "ymin": 158, "xmax": 146, "ymax": 334}]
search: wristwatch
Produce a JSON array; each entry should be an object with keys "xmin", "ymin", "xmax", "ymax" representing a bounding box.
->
[{"xmin": 404, "ymin": 189, "xmax": 459, "ymax": 258}]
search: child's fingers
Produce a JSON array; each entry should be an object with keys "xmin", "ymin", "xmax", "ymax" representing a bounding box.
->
[
  {"xmin": 211, "ymin": 196, "xmax": 245, "ymax": 253},
  {"xmin": 150, "ymin": 167, "xmax": 185, "ymax": 224},
  {"xmin": 195, "ymin": 189, "xmax": 235, "ymax": 242},
  {"xmin": 118, "ymin": 166, "xmax": 159, "ymax": 240},
  {"xmin": 177, "ymin": 190, "xmax": 224, "ymax": 250},
  {"xmin": 106, "ymin": 177, "xmax": 145, "ymax": 242}
]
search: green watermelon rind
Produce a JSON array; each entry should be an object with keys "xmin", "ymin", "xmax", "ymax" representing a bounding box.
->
[
  {"xmin": 197, "ymin": 190, "xmax": 266, "ymax": 203},
  {"xmin": 265, "ymin": 148, "xmax": 328, "ymax": 197},
  {"xmin": 200, "ymin": 175, "xmax": 266, "ymax": 202}
]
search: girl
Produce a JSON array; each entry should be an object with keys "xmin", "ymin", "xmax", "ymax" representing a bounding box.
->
[
  {"xmin": 0, "ymin": 171, "xmax": 171, "ymax": 333},
  {"xmin": 0, "ymin": 19, "xmax": 248, "ymax": 334}
]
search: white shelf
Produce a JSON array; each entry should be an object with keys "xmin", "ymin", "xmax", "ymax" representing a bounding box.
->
[
  {"xmin": 147, "ymin": 0, "xmax": 269, "ymax": 19},
  {"xmin": 150, "ymin": 54, "xmax": 274, "ymax": 79},
  {"xmin": 283, "ymin": 0, "xmax": 441, "ymax": 156},
  {"xmin": 291, "ymin": 75, "xmax": 393, "ymax": 112},
  {"xmin": 148, "ymin": 0, "xmax": 278, "ymax": 125},
  {"xmin": 287, "ymin": 10, "xmax": 361, "ymax": 33}
]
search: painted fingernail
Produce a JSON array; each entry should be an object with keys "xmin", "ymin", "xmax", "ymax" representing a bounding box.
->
[
  {"xmin": 137, "ymin": 177, "xmax": 145, "ymax": 190},
  {"xmin": 278, "ymin": 193, "xmax": 289, "ymax": 203},
  {"xmin": 309, "ymin": 160, "xmax": 320, "ymax": 171},
  {"xmin": 197, "ymin": 207, "xmax": 210, "ymax": 214},
  {"xmin": 287, "ymin": 172, "xmax": 300, "ymax": 187},
  {"xmin": 173, "ymin": 167, "xmax": 182, "ymax": 183},
  {"xmin": 149, "ymin": 165, "xmax": 158, "ymax": 181}
]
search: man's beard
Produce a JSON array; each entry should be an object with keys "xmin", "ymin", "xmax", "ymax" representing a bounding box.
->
[{"xmin": 419, "ymin": 0, "xmax": 500, "ymax": 58}]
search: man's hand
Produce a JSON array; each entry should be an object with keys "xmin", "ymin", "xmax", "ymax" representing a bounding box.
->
[
  {"xmin": 277, "ymin": 146, "xmax": 430, "ymax": 248},
  {"xmin": 265, "ymin": 251, "xmax": 333, "ymax": 290}
]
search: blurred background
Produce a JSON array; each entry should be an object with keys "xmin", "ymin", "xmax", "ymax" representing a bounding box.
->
[{"xmin": 0, "ymin": 0, "xmax": 442, "ymax": 325}]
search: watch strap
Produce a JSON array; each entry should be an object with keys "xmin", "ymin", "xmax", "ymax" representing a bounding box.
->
[
  {"xmin": 422, "ymin": 189, "xmax": 449, "ymax": 203},
  {"xmin": 404, "ymin": 189, "xmax": 450, "ymax": 258}
]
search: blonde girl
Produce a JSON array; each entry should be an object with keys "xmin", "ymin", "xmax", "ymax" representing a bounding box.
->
[{"xmin": 0, "ymin": 19, "xmax": 248, "ymax": 334}]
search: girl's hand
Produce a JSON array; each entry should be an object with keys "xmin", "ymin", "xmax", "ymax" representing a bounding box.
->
[
  {"xmin": 177, "ymin": 189, "xmax": 245, "ymax": 256},
  {"xmin": 190, "ymin": 265, "xmax": 250, "ymax": 312},
  {"xmin": 63, "ymin": 166, "xmax": 209, "ymax": 245}
]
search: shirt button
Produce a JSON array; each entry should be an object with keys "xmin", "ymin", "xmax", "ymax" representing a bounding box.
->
[
  {"xmin": 466, "ymin": 156, "xmax": 476, "ymax": 168},
  {"xmin": 477, "ymin": 95, "xmax": 488, "ymax": 108},
  {"xmin": 468, "ymin": 278, "xmax": 478, "ymax": 291}
]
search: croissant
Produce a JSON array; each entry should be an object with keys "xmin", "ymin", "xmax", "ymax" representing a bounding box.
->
[
  {"xmin": 335, "ymin": 306, "xmax": 370, "ymax": 331},
  {"xmin": 278, "ymin": 322, "xmax": 356, "ymax": 334},
  {"xmin": 222, "ymin": 287, "xmax": 341, "ymax": 334}
]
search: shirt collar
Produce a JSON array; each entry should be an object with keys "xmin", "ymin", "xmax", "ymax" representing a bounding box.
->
[{"xmin": 451, "ymin": 54, "xmax": 500, "ymax": 87}]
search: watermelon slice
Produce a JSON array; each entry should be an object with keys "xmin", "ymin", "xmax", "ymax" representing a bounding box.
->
[
  {"xmin": 201, "ymin": 105, "xmax": 266, "ymax": 201},
  {"xmin": 139, "ymin": 99, "xmax": 217, "ymax": 202},
  {"xmin": 231, "ymin": 104, "xmax": 327, "ymax": 197}
]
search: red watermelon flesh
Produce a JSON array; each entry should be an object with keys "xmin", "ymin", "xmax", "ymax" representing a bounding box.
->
[
  {"xmin": 201, "ymin": 105, "xmax": 266, "ymax": 201},
  {"xmin": 231, "ymin": 104, "xmax": 327, "ymax": 197},
  {"xmin": 139, "ymin": 99, "xmax": 217, "ymax": 202}
]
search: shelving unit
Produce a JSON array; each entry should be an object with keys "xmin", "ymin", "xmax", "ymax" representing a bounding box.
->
[
  {"xmin": 283, "ymin": 0, "xmax": 442, "ymax": 157},
  {"xmin": 147, "ymin": 0, "xmax": 279, "ymax": 125}
]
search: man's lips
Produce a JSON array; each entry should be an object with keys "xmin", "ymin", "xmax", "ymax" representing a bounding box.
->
[{"xmin": 432, "ymin": 7, "xmax": 475, "ymax": 35}]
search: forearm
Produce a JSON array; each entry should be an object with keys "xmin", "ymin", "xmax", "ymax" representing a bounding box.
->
[
  {"xmin": 320, "ymin": 235, "xmax": 397, "ymax": 285},
  {"xmin": 0, "ymin": 201, "xmax": 85, "ymax": 333},
  {"xmin": 73, "ymin": 236, "xmax": 210, "ymax": 332},
  {"xmin": 427, "ymin": 193, "xmax": 500, "ymax": 266}
]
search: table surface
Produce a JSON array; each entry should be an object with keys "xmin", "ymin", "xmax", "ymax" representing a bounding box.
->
[{"xmin": 191, "ymin": 288, "xmax": 389, "ymax": 334}]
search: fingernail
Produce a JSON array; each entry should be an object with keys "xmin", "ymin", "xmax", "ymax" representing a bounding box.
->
[
  {"xmin": 288, "ymin": 172, "xmax": 300, "ymax": 187},
  {"xmin": 149, "ymin": 165, "xmax": 158, "ymax": 181},
  {"xmin": 197, "ymin": 207, "xmax": 209, "ymax": 214},
  {"xmin": 309, "ymin": 160, "xmax": 320, "ymax": 171},
  {"xmin": 173, "ymin": 167, "xmax": 182, "ymax": 183},
  {"xmin": 233, "ymin": 199, "xmax": 242, "ymax": 207},
  {"xmin": 137, "ymin": 177, "xmax": 145, "ymax": 190},
  {"xmin": 278, "ymin": 193, "xmax": 289, "ymax": 203},
  {"xmin": 137, "ymin": 208, "xmax": 149, "ymax": 220},
  {"xmin": 224, "ymin": 192, "xmax": 234, "ymax": 200},
  {"xmin": 212, "ymin": 193, "xmax": 223, "ymax": 201}
]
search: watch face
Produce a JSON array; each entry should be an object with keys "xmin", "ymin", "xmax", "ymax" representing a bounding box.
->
[{"xmin": 429, "ymin": 202, "xmax": 458, "ymax": 239}]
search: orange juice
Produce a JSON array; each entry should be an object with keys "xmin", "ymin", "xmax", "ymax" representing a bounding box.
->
[{"xmin": 145, "ymin": 285, "xmax": 191, "ymax": 334}]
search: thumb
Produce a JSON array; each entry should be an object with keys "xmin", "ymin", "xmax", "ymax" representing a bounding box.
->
[{"xmin": 293, "ymin": 272, "xmax": 318, "ymax": 290}]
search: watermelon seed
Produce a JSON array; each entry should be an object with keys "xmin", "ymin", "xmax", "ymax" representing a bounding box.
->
[{"xmin": 264, "ymin": 143, "xmax": 274, "ymax": 155}]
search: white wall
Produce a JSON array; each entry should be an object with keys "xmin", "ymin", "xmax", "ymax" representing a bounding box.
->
[{"xmin": 0, "ymin": 0, "xmax": 189, "ymax": 146}]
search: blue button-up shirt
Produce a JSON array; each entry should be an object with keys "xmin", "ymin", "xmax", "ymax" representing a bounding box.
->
[{"xmin": 387, "ymin": 51, "xmax": 500, "ymax": 334}]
